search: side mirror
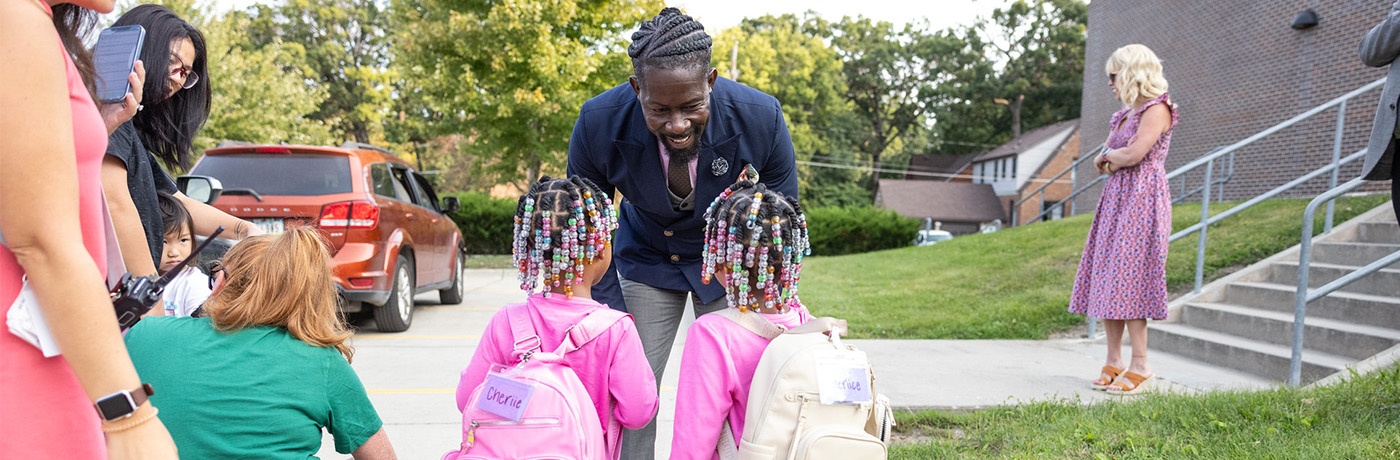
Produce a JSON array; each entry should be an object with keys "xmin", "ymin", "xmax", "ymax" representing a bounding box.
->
[
  {"xmin": 441, "ymin": 196, "xmax": 460, "ymax": 214},
  {"xmin": 177, "ymin": 175, "xmax": 223, "ymax": 205}
]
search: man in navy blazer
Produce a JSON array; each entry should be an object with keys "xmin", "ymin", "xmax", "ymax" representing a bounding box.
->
[
  {"xmin": 566, "ymin": 8, "xmax": 797, "ymax": 457},
  {"xmin": 1361, "ymin": 0, "xmax": 1400, "ymax": 224}
]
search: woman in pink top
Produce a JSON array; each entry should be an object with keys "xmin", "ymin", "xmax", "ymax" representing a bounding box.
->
[
  {"xmin": 671, "ymin": 181, "xmax": 845, "ymax": 460},
  {"xmin": 457, "ymin": 176, "xmax": 658, "ymax": 459},
  {"xmin": 0, "ymin": 1, "xmax": 176, "ymax": 459}
]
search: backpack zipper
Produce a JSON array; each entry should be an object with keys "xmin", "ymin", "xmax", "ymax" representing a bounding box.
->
[{"xmin": 463, "ymin": 418, "xmax": 562, "ymax": 450}]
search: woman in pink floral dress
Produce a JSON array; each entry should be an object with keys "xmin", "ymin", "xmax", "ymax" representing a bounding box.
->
[{"xmin": 1070, "ymin": 44, "xmax": 1177, "ymax": 395}]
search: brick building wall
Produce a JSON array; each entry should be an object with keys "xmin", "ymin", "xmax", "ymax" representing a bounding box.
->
[
  {"xmin": 1016, "ymin": 130, "xmax": 1081, "ymax": 225},
  {"xmin": 1073, "ymin": 0, "xmax": 1392, "ymax": 214}
]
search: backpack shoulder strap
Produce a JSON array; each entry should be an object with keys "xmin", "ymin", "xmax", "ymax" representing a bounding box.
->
[
  {"xmin": 505, "ymin": 304, "xmax": 542, "ymax": 359},
  {"xmin": 714, "ymin": 308, "xmax": 785, "ymax": 340},
  {"xmin": 717, "ymin": 420, "xmax": 739, "ymax": 460},
  {"xmin": 551, "ymin": 307, "xmax": 629, "ymax": 356}
]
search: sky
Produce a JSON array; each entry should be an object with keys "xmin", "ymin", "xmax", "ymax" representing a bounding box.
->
[{"xmin": 138, "ymin": 0, "xmax": 1013, "ymax": 32}]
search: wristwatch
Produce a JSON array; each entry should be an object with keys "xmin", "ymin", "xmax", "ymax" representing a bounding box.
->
[{"xmin": 93, "ymin": 383, "xmax": 154, "ymax": 421}]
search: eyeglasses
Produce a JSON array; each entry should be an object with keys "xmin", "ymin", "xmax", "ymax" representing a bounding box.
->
[
  {"xmin": 170, "ymin": 66, "xmax": 199, "ymax": 89},
  {"xmin": 206, "ymin": 260, "xmax": 223, "ymax": 290},
  {"xmin": 1108, "ymin": 73, "xmax": 1118, "ymax": 83}
]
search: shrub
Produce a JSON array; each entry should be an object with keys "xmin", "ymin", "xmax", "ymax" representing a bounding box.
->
[
  {"xmin": 444, "ymin": 192, "xmax": 516, "ymax": 254},
  {"xmin": 804, "ymin": 206, "xmax": 918, "ymax": 256}
]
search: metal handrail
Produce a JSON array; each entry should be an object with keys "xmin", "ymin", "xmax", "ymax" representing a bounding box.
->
[
  {"xmin": 1165, "ymin": 78, "xmax": 1384, "ymax": 182},
  {"xmin": 1012, "ymin": 144, "xmax": 1107, "ymax": 226},
  {"xmin": 1166, "ymin": 149, "xmax": 1365, "ymax": 291},
  {"xmin": 1173, "ymin": 148, "xmax": 1234, "ymax": 204},
  {"xmin": 1168, "ymin": 150, "xmax": 1365, "ymax": 243},
  {"xmin": 1159, "ymin": 78, "xmax": 1384, "ymax": 293},
  {"xmin": 1290, "ymin": 178, "xmax": 1399, "ymax": 386},
  {"xmin": 1020, "ymin": 78, "xmax": 1382, "ymax": 231}
]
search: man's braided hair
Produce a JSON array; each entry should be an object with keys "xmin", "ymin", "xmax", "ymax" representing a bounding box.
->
[
  {"xmin": 701, "ymin": 180, "xmax": 811, "ymax": 312},
  {"xmin": 628, "ymin": 7, "xmax": 712, "ymax": 80}
]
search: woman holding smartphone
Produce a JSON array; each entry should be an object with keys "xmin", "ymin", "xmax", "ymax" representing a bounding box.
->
[
  {"xmin": 102, "ymin": 4, "xmax": 260, "ymax": 282},
  {"xmin": 0, "ymin": 0, "xmax": 178, "ymax": 458}
]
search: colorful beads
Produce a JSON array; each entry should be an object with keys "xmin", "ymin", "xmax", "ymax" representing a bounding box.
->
[
  {"xmin": 511, "ymin": 177, "xmax": 618, "ymax": 299},
  {"xmin": 699, "ymin": 180, "xmax": 810, "ymax": 313}
]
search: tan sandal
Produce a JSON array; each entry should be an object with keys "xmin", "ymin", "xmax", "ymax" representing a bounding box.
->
[
  {"xmin": 1091, "ymin": 365, "xmax": 1124, "ymax": 390},
  {"xmin": 1106, "ymin": 371, "xmax": 1154, "ymax": 395}
]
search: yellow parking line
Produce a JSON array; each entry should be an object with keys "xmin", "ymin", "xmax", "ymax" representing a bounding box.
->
[
  {"xmin": 355, "ymin": 334, "xmax": 480, "ymax": 339},
  {"xmin": 367, "ymin": 388, "xmax": 455, "ymax": 394}
]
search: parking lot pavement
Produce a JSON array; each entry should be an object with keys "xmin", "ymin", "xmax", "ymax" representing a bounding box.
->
[
  {"xmin": 315, "ymin": 269, "xmax": 1272, "ymax": 459},
  {"xmin": 315, "ymin": 269, "xmax": 694, "ymax": 459}
]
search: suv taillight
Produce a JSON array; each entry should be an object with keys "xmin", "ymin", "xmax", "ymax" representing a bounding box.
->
[{"xmin": 319, "ymin": 201, "xmax": 379, "ymax": 229}]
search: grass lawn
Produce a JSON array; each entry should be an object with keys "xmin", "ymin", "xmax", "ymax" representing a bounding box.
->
[
  {"xmin": 464, "ymin": 254, "xmax": 514, "ymax": 269},
  {"xmin": 801, "ymin": 194, "xmax": 1391, "ymax": 339},
  {"xmin": 890, "ymin": 364, "xmax": 1400, "ymax": 459}
]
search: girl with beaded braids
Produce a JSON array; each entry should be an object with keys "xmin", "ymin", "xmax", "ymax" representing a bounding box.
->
[
  {"xmin": 669, "ymin": 180, "xmax": 846, "ymax": 460},
  {"xmin": 455, "ymin": 176, "xmax": 658, "ymax": 460}
]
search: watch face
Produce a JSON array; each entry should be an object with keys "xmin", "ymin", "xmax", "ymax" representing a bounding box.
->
[{"xmin": 96, "ymin": 392, "xmax": 136, "ymax": 420}]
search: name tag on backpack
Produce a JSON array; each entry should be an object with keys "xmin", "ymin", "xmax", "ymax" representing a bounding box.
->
[
  {"xmin": 815, "ymin": 352, "xmax": 872, "ymax": 405},
  {"xmin": 477, "ymin": 373, "xmax": 535, "ymax": 421}
]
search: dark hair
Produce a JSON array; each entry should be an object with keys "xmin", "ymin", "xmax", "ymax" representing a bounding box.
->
[
  {"xmin": 157, "ymin": 191, "xmax": 195, "ymax": 242},
  {"xmin": 113, "ymin": 4, "xmax": 211, "ymax": 171},
  {"xmin": 511, "ymin": 176, "xmax": 617, "ymax": 299},
  {"xmin": 628, "ymin": 7, "xmax": 712, "ymax": 81},
  {"xmin": 50, "ymin": 4, "xmax": 100, "ymax": 101},
  {"xmin": 701, "ymin": 180, "xmax": 811, "ymax": 312}
]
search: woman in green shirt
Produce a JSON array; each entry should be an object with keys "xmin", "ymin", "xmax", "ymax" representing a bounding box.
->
[{"xmin": 125, "ymin": 227, "xmax": 396, "ymax": 459}]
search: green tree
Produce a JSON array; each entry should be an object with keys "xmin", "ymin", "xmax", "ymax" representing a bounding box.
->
[
  {"xmin": 822, "ymin": 17, "xmax": 967, "ymax": 203},
  {"xmin": 242, "ymin": 0, "xmax": 395, "ymax": 144},
  {"xmin": 934, "ymin": 0, "xmax": 1087, "ymax": 152},
  {"xmin": 394, "ymin": 0, "xmax": 662, "ymax": 186},
  {"xmin": 710, "ymin": 13, "xmax": 861, "ymax": 207},
  {"xmin": 196, "ymin": 9, "xmax": 332, "ymax": 153}
]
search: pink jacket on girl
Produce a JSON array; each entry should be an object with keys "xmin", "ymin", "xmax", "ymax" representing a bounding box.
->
[
  {"xmin": 457, "ymin": 293, "xmax": 658, "ymax": 458},
  {"xmin": 670, "ymin": 304, "xmax": 814, "ymax": 460}
]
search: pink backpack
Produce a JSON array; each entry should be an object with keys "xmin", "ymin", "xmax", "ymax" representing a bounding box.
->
[{"xmin": 444, "ymin": 304, "xmax": 628, "ymax": 460}]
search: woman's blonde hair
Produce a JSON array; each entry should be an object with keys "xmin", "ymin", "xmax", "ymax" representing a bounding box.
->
[
  {"xmin": 1106, "ymin": 44, "xmax": 1168, "ymax": 107},
  {"xmin": 205, "ymin": 226, "xmax": 354, "ymax": 362}
]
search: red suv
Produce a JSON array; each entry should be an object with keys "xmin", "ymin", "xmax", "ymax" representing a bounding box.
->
[{"xmin": 189, "ymin": 141, "xmax": 466, "ymax": 332}]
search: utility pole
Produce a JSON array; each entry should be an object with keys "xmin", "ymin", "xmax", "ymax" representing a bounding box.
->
[{"xmin": 729, "ymin": 41, "xmax": 740, "ymax": 82}]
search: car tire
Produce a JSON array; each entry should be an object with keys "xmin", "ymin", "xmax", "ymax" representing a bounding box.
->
[
  {"xmin": 375, "ymin": 255, "xmax": 414, "ymax": 333},
  {"xmin": 439, "ymin": 249, "xmax": 466, "ymax": 305}
]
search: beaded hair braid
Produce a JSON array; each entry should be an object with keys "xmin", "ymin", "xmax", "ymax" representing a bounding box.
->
[
  {"xmin": 700, "ymin": 180, "xmax": 810, "ymax": 312},
  {"xmin": 628, "ymin": 7, "xmax": 712, "ymax": 78},
  {"xmin": 512, "ymin": 176, "xmax": 618, "ymax": 299}
]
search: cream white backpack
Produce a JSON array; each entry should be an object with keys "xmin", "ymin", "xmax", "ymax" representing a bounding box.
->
[{"xmin": 714, "ymin": 309, "xmax": 894, "ymax": 460}]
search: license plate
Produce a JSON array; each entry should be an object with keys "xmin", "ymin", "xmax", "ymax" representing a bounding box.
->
[{"xmin": 252, "ymin": 218, "xmax": 284, "ymax": 235}]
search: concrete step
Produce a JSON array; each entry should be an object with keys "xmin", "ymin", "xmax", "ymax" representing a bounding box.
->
[
  {"xmin": 1149, "ymin": 322, "xmax": 1352, "ymax": 383},
  {"xmin": 1177, "ymin": 302, "xmax": 1400, "ymax": 360},
  {"xmin": 1223, "ymin": 281, "xmax": 1400, "ymax": 330},
  {"xmin": 1312, "ymin": 241, "xmax": 1400, "ymax": 267},
  {"xmin": 1267, "ymin": 261, "xmax": 1400, "ymax": 298},
  {"xmin": 1357, "ymin": 221, "xmax": 1400, "ymax": 244}
]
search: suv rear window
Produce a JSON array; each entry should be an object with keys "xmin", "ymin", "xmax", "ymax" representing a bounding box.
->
[{"xmin": 191, "ymin": 154, "xmax": 353, "ymax": 196}]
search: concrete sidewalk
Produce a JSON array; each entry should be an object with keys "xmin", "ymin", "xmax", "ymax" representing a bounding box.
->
[
  {"xmin": 316, "ymin": 269, "xmax": 1276, "ymax": 459},
  {"xmin": 854, "ymin": 338, "xmax": 1273, "ymax": 411}
]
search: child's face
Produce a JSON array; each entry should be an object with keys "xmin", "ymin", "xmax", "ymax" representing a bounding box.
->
[{"xmin": 161, "ymin": 227, "xmax": 194, "ymax": 274}]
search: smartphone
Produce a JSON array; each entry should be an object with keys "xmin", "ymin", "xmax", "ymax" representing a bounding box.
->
[{"xmin": 93, "ymin": 25, "xmax": 146, "ymax": 104}]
